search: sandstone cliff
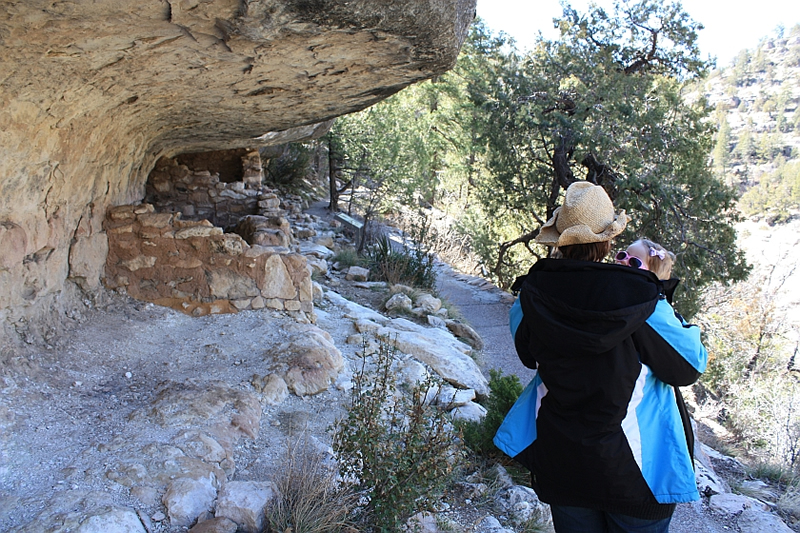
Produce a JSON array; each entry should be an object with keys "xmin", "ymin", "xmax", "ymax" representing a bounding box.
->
[{"xmin": 0, "ymin": 0, "xmax": 475, "ymax": 341}]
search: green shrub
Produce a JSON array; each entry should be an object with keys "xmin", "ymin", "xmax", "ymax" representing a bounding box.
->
[
  {"xmin": 332, "ymin": 247, "xmax": 367, "ymax": 269},
  {"xmin": 332, "ymin": 337, "xmax": 463, "ymax": 531},
  {"xmin": 263, "ymin": 142, "xmax": 312, "ymax": 185},
  {"xmin": 458, "ymin": 369, "xmax": 523, "ymax": 456},
  {"xmin": 368, "ymin": 234, "xmax": 436, "ymax": 290}
]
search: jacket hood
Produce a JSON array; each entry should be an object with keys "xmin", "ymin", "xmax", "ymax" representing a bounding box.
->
[{"xmin": 518, "ymin": 259, "xmax": 662, "ymax": 357}]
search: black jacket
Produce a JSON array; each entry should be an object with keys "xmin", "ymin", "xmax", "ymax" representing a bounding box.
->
[{"xmin": 506, "ymin": 259, "xmax": 707, "ymax": 518}]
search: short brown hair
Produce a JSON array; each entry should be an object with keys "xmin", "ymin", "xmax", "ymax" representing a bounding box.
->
[{"xmin": 557, "ymin": 241, "xmax": 613, "ymax": 262}]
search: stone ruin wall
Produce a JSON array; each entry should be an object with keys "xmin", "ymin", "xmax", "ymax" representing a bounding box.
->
[
  {"xmin": 0, "ymin": 0, "xmax": 476, "ymax": 345},
  {"xmin": 146, "ymin": 149, "xmax": 266, "ymax": 230},
  {"xmin": 103, "ymin": 204, "xmax": 313, "ymax": 316},
  {"xmin": 103, "ymin": 151, "xmax": 313, "ymax": 316}
]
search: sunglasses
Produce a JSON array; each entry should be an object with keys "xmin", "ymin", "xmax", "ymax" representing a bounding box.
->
[{"xmin": 615, "ymin": 251, "xmax": 646, "ymax": 269}]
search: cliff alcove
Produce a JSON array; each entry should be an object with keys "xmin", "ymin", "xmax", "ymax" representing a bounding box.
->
[{"xmin": 0, "ymin": 0, "xmax": 477, "ymax": 347}]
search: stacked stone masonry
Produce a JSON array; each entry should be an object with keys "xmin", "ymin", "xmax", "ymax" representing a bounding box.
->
[
  {"xmin": 146, "ymin": 151, "xmax": 276, "ymax": 231},
  {"xmin": 104, "ymin": 202, "xmax": 313, "ymax": 316}
]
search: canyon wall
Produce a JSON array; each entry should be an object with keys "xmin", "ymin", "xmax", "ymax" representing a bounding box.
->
[{"xmin": 0, "ymin": 0, "xmax": 476, "ymax": 343}]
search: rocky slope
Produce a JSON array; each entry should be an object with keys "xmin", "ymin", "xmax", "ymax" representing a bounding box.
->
[
  {"xmin": 1, "ymin": 202, "xmax": 794, "ymax": 532},
  {"xmin": 700, "ymin": 26, "xmax": 800, "ymax": 185}
]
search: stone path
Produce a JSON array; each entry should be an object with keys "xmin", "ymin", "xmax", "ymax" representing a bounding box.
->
[{"xmin": 434, "ymin": 262, "xmax": 731, "ymax": 533}]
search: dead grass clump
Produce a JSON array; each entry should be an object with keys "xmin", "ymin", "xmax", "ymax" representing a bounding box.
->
[{"xmin": 264, "ymin": 437, "xmax": 356, "ymax": 533}]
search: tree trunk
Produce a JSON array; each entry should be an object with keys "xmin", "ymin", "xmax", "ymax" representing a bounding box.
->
[{"xmin": 328, "ymin": 136, "xmax": 340, "ymax": 212}]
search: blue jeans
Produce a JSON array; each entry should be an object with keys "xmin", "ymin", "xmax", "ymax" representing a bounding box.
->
[{"xmin": 550, "ymin": 505, "xmax": 672, "ymax": 533}]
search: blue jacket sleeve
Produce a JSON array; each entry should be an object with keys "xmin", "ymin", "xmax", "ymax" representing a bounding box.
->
[
  {"xmin": 510, "ymin": 297, "xmax": 523, "ymax": 338},
  {"xmin": 632, "ymin": 298, "xmax": 708, "ymax": 386}
]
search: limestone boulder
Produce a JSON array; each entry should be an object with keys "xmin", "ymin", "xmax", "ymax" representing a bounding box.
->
[
  {"xmin": 215, "ymin": 481, "xmax": 277, "ymax": 533},
  {"xmin": 282, "ymin": 330, "xmax": 344, "ymax": 396},
  {"xmin": 450, "ymin": 401, "xmax": 487, "ymax": 423},
  {"xmin": 326, "ymin": 291, "xmax": 489, "ymax": 396},
  {"xmin": 163, "ymin": 476, "xmax": 217, "ymax": 528},
  {"xmin": 413, "ymin": 293, "xmax": 442, "ymax": 313},
  {"xmin": 385, "ymin": 292, "xmax": 413, "ymax": 312},
  {"xmin": 76, "ymin": 508, "xmax": 147, "ymax": 533},
  {"xmin": 445, "ymin": 319, "xmax": 484, "ymax": 350},
  {"xmin": 130, "ymin": 380, "xmax": 262, "ymax": 440},
  {"xmin": 378, "ymin": 318, "xmax": 489, "ymax": 397},
  {"xmin": 189, "ymin": 517, "xmax": 239, "ymax": 533},
  {"xmin": 345, "ymin": 266, "xmax": 370, "ymax": 281}
]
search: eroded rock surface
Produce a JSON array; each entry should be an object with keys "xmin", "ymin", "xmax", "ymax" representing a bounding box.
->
[{"xmin": 0, "ymin": 0, "xmax": 476, "ymax": 341}]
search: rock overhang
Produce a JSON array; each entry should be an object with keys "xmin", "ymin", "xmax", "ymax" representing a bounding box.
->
[{"xmin": 0, "ymin": 0, "xmax": 476, "ymax": 335}]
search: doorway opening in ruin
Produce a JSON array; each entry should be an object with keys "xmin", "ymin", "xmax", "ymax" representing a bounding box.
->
[{"xmin": 145, "ymin": 149, "xmax": 268, "ymax": 232}]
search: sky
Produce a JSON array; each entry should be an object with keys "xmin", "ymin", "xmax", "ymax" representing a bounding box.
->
[{"xmin": 476, "ymin": 0, "xmax": 800, "ymax": 68}]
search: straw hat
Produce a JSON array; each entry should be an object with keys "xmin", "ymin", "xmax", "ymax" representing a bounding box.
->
[{"xmin": 535, "ymin": 182, "xmax": 629, "ymax": 247}]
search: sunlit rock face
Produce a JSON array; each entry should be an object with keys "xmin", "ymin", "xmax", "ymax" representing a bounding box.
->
[{"xmin": 0, "ymin": 0, "xmax": 475, "ymax": 338}]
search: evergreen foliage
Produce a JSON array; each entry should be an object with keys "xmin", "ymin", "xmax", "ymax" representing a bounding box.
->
[
  {"xmin": 332, "ymin": 338, "xmax": 463, "ymax": 531},
  {"xmin": 327, "ymin": 1, "xmax": 757, "ymax": 318},
  {"xmin": 706, "ymin": 22, "xmax": 800, "ymax": 220}
]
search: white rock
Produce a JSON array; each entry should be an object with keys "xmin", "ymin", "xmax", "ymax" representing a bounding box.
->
[
  {"xmin": 474, "ymin": 516, "xmax": 515, "ymax": 533},
  {"xmin": 414, "ymin": 293, "xmax": 442, "ymax": 313},
  {"xmin": 434, "ymin": 385, "xmax": 476, "ymax": 407},
  {"xmin": 346, "ymin": 334, "xmax": 364, "ymax": 345},
  {"xmin": 354, "ymin": 318, "xmax": 382, "ymax": 335},
  {"xmin": 399, "ymin": 359, "xmax": 429, "ymax": 386},
  {"xmin": 215, "ymin": 481, "xmax": 277, "ymax": 533},
  {"xmin": 695, "ymin": 460, "xmax": 727, "ymax": 496},
  {"xmin": 326, "ymin": 291, "xmax": 386, "ymax": 323},
  {"xmin": 427, "ymin": 314, "xmax": 447, "ymax": 329},
  {"xmin": 76, "ymin": 508, "xmax": 146, "ymax": 533},
  {"xmin": 378, "ymin": 320, "xmax": 489, "ymax": 397},
  {"xmin": 345, "ymin": 265, "xmax": 369, "ymax": 281},
  {"xmin": 260, "ymin": 374, "xmax": 289, "ymax": 406},
  {"xmin": 305, "ymin": 256, "xmax": 328, "ymax": 276},
  {"xmin": 738, "ymin": 506, "xmax": 794, "ymax": 532},
  {"xmin": 353, "ymin": 281, "xmax": 387, "ymax": 289},
  {"xmin": 328, "ymin": 290, "xmax": 489, "ymax": 395},
  {"xmin": 385, "ymin": 293, "xmax": 413, "ymax": 312},
  {"xmin": 450, "ymin": 401, "xmax": 488, "ymax": 422},
  {"xmin": 298, "ymin": 242, "xmax": 334, "ymax": 259},
  {"xmin": 314, "ymin": 234, "xmax": 335, "ymax": 248},
  {"xmin": 282, "ymin": 329, "xmax": 344, "ymax": 396},
  {"xmin": 311, "ymin": 281, "xmax": 324, "ymax": 303},
  {"xmin": 709, "ymin": 493, "xmax": 768, "ymax": 516},
  {"xmin": 163, "ymin": 476, "xmax": 217, "ymax": 527},
  {"xmin": 502, "ymin": 485, "xmax": 540, "ymax": 508}
]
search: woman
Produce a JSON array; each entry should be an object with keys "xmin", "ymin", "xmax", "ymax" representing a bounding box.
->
[{"xmin": 495, "ymin": 182, "xmax": 707, "ymax": 533}]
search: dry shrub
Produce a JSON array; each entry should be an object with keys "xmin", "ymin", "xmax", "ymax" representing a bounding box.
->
[{"xmin": 265, "ymin": 437, "xmax": 357, "ymax": 533}]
